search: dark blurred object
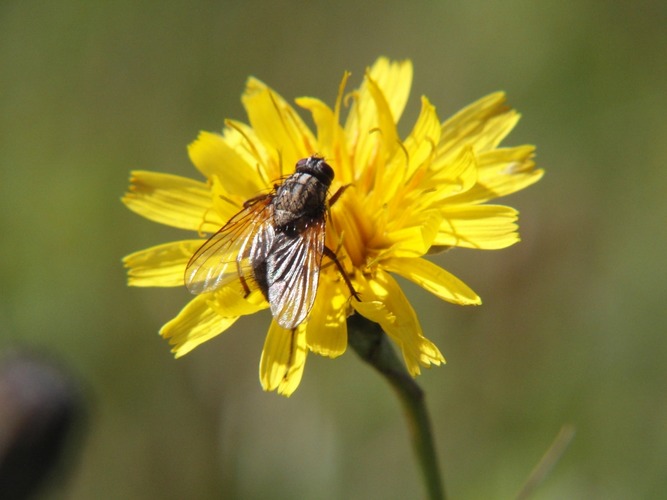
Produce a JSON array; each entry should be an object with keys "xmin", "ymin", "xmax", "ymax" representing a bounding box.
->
[{"xmin": 0, "ymin": 351, "xmax": 87, "ymax": 500}]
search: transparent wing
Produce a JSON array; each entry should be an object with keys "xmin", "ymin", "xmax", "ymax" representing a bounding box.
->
[
  {"xmin": 185, "ymin": 197, "xmax": 274, "ymax": 294},
  {"xmin": 266, "ymin": 219, "xmax": 326, "ymax": 329}
]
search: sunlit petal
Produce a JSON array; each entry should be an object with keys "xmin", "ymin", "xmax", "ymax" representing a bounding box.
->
[
  {"xmin": 435, "ymin": 204, "xmax": 520, "ymax": 249},
  {"xmin": 124, "ymin": 240, "xmax": 203, "ymax": 287},
  {"xmin": 207, "ymin": 286, "xmax": 268, "ymax": 318},
  {"xmin": 438, "ymin": 92, "xmax": 519, "ymax": 160},
  {"xmin": 352, "ymin": 271, "xmax": 445, "ymax": 376},
  {"xmin": 188, "ymin": 131, "xmax": 266, "ymax": 198},
  {"xmin": 379, "ymin": 209, "xmax": 442, "ymax": 258},
  {"xmin": 448, "ymin": 146, "xmax": 544, "ymax": 204},
  {"xmin": 345, "ymin": 59, "xmax": 412, "ymax": 169},
  {"xmin": 383, "ymin": 257, "xmax": 481, "ymax": 305},
  {"xmin": 242, "ymin": 78, "xmax": 316, "ymax": 172},
  {"xmin": 123, "ymin": 171, "xmax": 221, "ymax": 231},
  {"xmin": 259, "ymin": 322, "xmax": 308, "ymax": 396},
  {"xmin": 160, "ymin": 295, "xmax": 237, "ymax": 358},
  {"xmin": 305, "ymin": 276, "xmax": 348, "ymax": 358}
]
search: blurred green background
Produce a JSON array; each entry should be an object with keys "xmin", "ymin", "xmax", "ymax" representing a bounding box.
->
[{"xmin": 2, "ymin": 1, "xmax": 666, "ymax": 498}]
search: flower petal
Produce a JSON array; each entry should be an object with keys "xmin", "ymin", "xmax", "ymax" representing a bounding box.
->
[
  {"xmin": 187, "ymin": 131, "xmax": 267, "ymax": 199},
  {"xmin": 383, "ymin": 257, "xmax": 481, "ymax": 305},
  {"xmin": 296, "ymin": 93, "xmax": 356, "ymax": 188},
  {"xmin": 304, "ymin": 276, "xmax": 348, "ymax": 358},
  {"xmin": 426, "ymin": 145, "xmax": 479, "ymax": 203},
  {"xmin": 123, "ymin": 171, "xmax": 220, "ymax": 231},
  {"xmin": 160, "ymin": 295, "xmax": 236, "ymax": 357},
  {"xmin": 371, "ymin": 96, "xmax": 441, "ymax": 211},
  {"xmin": 379, "ymin": 209, "xmax": 443, "ymax": 258},
  {"xmin": 124, "ymin": 240, "xmax": 203, "ymax": 287},
  {"xmin": 437, "ymin": 92, "xmax": 520, "ymax": 161},
  {"xmin": 448, "ymin": 146, "xmax": 544, "ymax": 204},
  {"xmin": 259, "ymin": 322, "xmax": 307, "ymax": 397},
  {"xmin": 295, "ymin": 97, "xmax": 337, "ymax": 156},
  {"xmin": 402, "ymin": 96, "xmax": 441, "ymax": 177},
  {"xmin": 345, "ymin": 59, "xmax": 411, "ymax": 171},
  {"xmin": 207, "ymin": 286, "xmax": 268, "ymax": 318},
  {"xmin": 352, "ymin": 270, "xmax": 445, "ymax": 376},
  {"xmin": 351, "ymin": 57, "xmax": 413, "ymax": 128},
  {"xmin": 434, "ymin": 204, "xmax": 520, "ymax": 249},
  {"xmin": 242, "ymin": 78, "xmax": 316, "ymax": 172},
  {"xmin": 366, "ymin": 72, "xmax": 401, "ymax": 158}
]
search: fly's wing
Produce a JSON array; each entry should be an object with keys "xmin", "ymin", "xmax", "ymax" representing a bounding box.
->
[
  {"xmin": 266, "ymin": 219, "xmax": 326, "ymax": 329},
  {"xmin": 185, "ymin": 197, "xmax": 274, "ymax": 294}
]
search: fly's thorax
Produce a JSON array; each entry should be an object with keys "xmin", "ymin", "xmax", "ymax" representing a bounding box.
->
[{"xmin": 273, "ymin": 171, "xmax": 328, "ymax": 231}]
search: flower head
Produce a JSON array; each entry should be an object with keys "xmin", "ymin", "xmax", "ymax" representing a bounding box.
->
[{"xmin": 123, "ymin": 57, "xmax": 543, "ymax": 396}]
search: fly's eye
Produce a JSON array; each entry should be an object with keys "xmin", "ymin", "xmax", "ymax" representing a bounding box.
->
[
  {"xmin": 296, "ymin": 156, "xmax": 334, "ymax": 185},
  {"xmin": 295, "ymin": 158, "xmax": 309, "ymax": 170},
  {"xmin": 315, "ymin": 159, "xmax": 334, "ymax": 184}
]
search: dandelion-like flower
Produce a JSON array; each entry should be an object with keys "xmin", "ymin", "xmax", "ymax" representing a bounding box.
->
[{"xmin": 123, "ymin": 57, "xmax": 543, "ymax": 396}]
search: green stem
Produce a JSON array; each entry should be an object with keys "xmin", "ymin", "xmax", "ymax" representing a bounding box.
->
[{"xmin": 347, "ymin": 314, "xmax": 445, "ymax": 500}]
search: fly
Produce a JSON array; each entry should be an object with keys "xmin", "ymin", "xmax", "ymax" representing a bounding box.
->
[{"xmin": 185, "ymin": 156, "xmax": 357, "ymax": 329}]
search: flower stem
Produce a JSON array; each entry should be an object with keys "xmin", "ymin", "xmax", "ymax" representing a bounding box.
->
[{"xmin": 347, "ymin": 314, "xmax": 445, "ymax": 500}]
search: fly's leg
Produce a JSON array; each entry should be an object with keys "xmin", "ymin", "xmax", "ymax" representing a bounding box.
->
[
  {"xmin": 323, "ymin": 246, "xmax": 360, "ymax": 301},
  {"xmin": 329, "ymin": 184, "xmax": 351, "ymax": 207},
  {"xmin": 237, "ymin": 257, "xmax": 252, "ymax": 298},
  {"xmin": 326, "ymin": 183, "xmax": 358, "ymax": 300}
]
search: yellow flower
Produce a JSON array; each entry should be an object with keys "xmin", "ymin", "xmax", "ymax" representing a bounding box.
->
[{"xmin": 123, "ymin": 57, "xmax": 543, "ymax": 396}]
